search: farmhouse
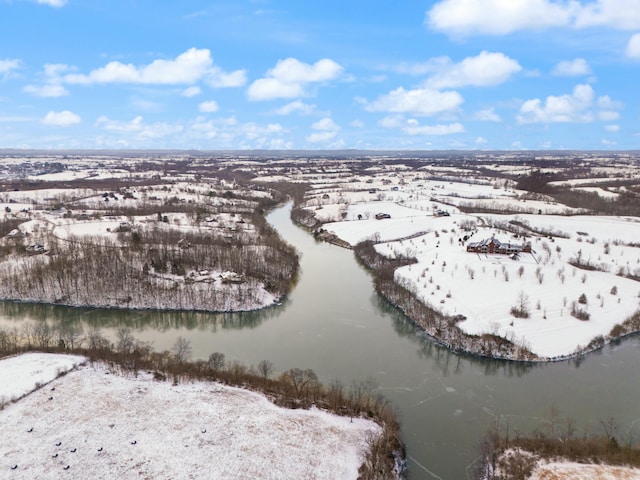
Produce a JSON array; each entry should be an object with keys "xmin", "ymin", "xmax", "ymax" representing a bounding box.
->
[
  {"xmin": 466, "ymin": 237, "xmax": 531, "ymax": 255},
  {"xmin": 375, "ymin": 213, "xmax": 391, "ymax": 220}
]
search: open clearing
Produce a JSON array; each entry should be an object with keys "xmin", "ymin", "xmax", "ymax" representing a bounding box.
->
[{"xmin": 0, "ymin": 353, "xmax": 377, "ymax": 480}]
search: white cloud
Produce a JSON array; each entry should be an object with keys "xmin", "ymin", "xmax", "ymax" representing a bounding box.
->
[
  {"xmin": 96, "ymin": 115, "xmax": 144, "ymax": 133},
  {"xmin": 311, "ymin": 117, "xmax": 339, "ymax": 132},
  {"xmin": 517, "ymin": 84, "xmax": 595, "ymax": 124},
  {"xmin": 96, "ymin": 115, "xmax": 183, "ymax": 139},
  {"xmin": 37, "ymin": 0, "xmax": 67, "ymax": 7},
  {"xmin": 207, "ymin": 69, "xmax": 247, "ymax": 88},
  {"xmin": 275, "ymin": 100, "xmax": 316, "ymax": 115},
  {"xmin": 598, "ymin": 110, "xmax": 619, "ymax": 121},
  {"xmin": 182, "ymin": 86, "xmax": 202, "ymax": 97},
  {"xmin": 0, "ymin": 59, "xmax": 20, "ymax": 79},
  {"xmin": 403, "ymin": 122, "xmax": 465, "ymax": 135},
  {"xmin": 187, "ymin": 116, "xmax": 286, "ymax": 146},
  {"xmin": 63, "ymin": 48, "xmax": 245, "ymax": 87},
  {"xmin": 350, "ymin": 119, "xmax": 364, "ymax": 128},
  {"xmin": 573, "ymin": 0, "xmax": 640, "ymax": 30},
  {"xmin": 552, "ymin": 58, "xmax": 591, "ymax": 76},
  {"xmin": 473, "ymin": 107, "xmax": 501, "ymax": 122},
  {"xmin": 427, "ymin": 0, "xmax": 575, "ymax": 35},
  {"xmin": 425, "ymin": 51, "xmax": 521, "ymax": 88},
  {"xmin": 23, "ymin": 84, "xmax": 69, "ymax": 97},
  {"xmin": 42, "ymin": 110, "xmax": 80, "ymax": 126},
  {"xmin": 199, "ymin": 100, "xmax": 219, "ymax": 113},
  {"xmin": 247, "ymin": 58, "xmax": 343, "ymax": 101},
  {"xmin": 427, "ymin": 0, "xmax": 640, "ymax": 36},
  {"xmin": 475, "ymin": 136, "xmax": 488, "ymax": 144},
  {"xmin": 378, "ymin": 115, "xmax": 405, "ymax": 128},
  {"xmin": 306, "ymin": 131, "xmax": 337, "ymax": 143},
  {"xmin": 306, "ymin": 116, "xmax": 340, "ymax": 143},
  {"xmin": 604, "ymin": 124, "xmax": 620, "ymax": 132},
  {"xmin": 602, "ymin": 138, "xmax": 617, "ymax": 145},
  {"xmin": 366, "ymin": 87, "xmax": 463, "ymax": 116},
  {"xmin": 625, "ymin": 33, "xmax": 640, "ymax": 58}
]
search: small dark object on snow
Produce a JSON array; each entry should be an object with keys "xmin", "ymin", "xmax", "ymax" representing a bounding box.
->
[
  {"xmin": 11, "ymin": 465, "xmax": 18, "ymax": 470},
  {"xmin": 48, "ymin": 396, "xmax": 53, "ymax": 400},
  {"xmin": 131, "ymin": 440, "xmax": 137, "ymax": 445},
  {"xmin": 201, "ymin": 429, "xmax": 206, "ymax": 433},
  {"xmin": 70, "ymin": 448, "xmax": 76, "ymax": 453},
  {"xmin": 27, "ymin": 428, "xmax": 33, "ymax": 432},
  {"xmin": 52, "ymin": 453, "xmax": 58, "ymax": 458},
  {"xmin": 97, "ymin": 447, "xmax": 103, "ymax": 452},
  {"xmin": 55, "ymin": 442, "xmax": 62, "ymax": 446},
  {"xmin": 63, "ymin": 465, "xmax": 70, "ymax": 470}
]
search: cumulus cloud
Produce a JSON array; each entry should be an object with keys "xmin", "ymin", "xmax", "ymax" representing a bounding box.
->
[
  {"xmin": 306, "ymin": 116, "xmax": 340, "ymax": 143},
  {"xmin": 23, "ymin": 84, "xmax": 69, "ymax": 97},
  {"xmin": 199, "ymin": 100, "xmax": 219, "ymax": 113},
  {"xmin": 403, "ymin": 122, "xmax": 465, "ymax": 135},
  {"xmin": 62, "ymin": 48, "xmax": 246, "ymax": 87},
  {"xmin": 626, "ymin": 33, "xmax": 640, "ymax": 58},
  {"xmin": 247, "ymin": 58, "xmax": 343, "ymax": 101},
  {"xmin": 427, "ymin": 0, "xmax": 640, "ymax": 36},
  {"xmin": 182, "ymin": 86, "xmax": 202, "ymax": 97},
  {"xmin": 366, "ymin": 87, "xmax": 463, "ymax": 116},
  {"xmin": 187, "ymin": 116, "xmax": 286, "ymax": 146},
  {"xmin": 473, "ymin": 108, "xmax": 501, "ymax": 122},
  {"xmin": 604, "ymin": 124, "xmax": 620, "ymax": 132},
  {"xmin": 0, "ymin": 59, "xmax": 20, "ymax": 79},
  {"xmin": 425, "ymin": 51, "xmax": 521, "ymax": 88},
  {"xmin": 96, "ymin": 115, "xmax": 183, "ymax": 139},
  {"xmin": 573, "ymin": 0, "xmax": 640, "ymax": 29},
  {"xmin": 517, "ymin": 84, "xmax": 596, "ymax": 123},
  {"xmin": 552, "ymin": 58, "xmax": 591, "ymax": 76},
  {"xmin": 37, "ymin": 0, "xmax": 67, "ymax": 7},
  {"xmin": 275, "ymin": 100, "xmax": 316, "ymax": 115},
  {"xmin": 42, "ymin": 110, "xmax": 80, "ymax": 126}
]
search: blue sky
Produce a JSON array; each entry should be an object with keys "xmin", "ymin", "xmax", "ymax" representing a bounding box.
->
[{"xmin": 1, "ymin": 0, "xmax": 640, "ymax": 150}]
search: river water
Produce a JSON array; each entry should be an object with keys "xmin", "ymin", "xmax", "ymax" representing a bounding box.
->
[{"xmin": 2, "ymin": 203, "xmax": 639, "ymax": 479}]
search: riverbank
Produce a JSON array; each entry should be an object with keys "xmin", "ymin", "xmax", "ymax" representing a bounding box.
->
[
  {"xmin": 353, "ymin": 237, "xmax": 640, "ymax": 363},
  {"xmin": 0, "ymin": 352, "xmax": 384, "ymax": 480}
]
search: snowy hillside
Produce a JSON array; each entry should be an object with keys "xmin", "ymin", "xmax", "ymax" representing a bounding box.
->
[{"xmin": 0, "ymin": 353, "xmax": 377, "ymax": 480}]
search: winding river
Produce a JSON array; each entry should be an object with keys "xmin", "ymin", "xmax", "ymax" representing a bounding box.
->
[{"xmin": 2, "ymin": 203, "xmax": 640, "ymax": 479}]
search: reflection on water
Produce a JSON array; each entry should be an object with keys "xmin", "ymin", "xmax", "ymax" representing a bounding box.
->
[
  {"xmin": 0, "ymin": 299, "xmax": 289, "ymax": 333},
  {"xmin": 1, "ymin": 203, "xmax": 639, "ymax": 480}
]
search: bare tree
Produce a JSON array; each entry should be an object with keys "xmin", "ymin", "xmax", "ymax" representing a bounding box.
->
[
  {"xmin": 283, "ymin": 368, "xmax": 318, "ymax": 401},
  {"xmin": 510, "ymin": 290, "xmax": 530, "ymax": 318},
  {"xmin": 208, "ymin": 352, "xmax": 225, "ymax": 374},
  {"xmin": 257, "ymin": 359, "xmax": 274, "ymax": 380},
  {"xmin": 172, "ymin": 336, "xmax": 192, "ymax": 364}
]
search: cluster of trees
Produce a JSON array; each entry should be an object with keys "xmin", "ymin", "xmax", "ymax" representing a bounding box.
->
[
  {"xmin": 0, "ymin": 328, "xmax": 405, "ymax": 480},
  {"xmin": 353, "ymin": 240, "xmax": 538, "ymax": 361},
  {"xmin": 474, "ymin": 408, "xmax": 640, "ymax": 480},
  {"xmin": 0, "ymin": 193, "xmax": 298, "ymax": 312},
  {"xmin": 516, "ymin": 170, "xmax": 640, "ymax": 217}
]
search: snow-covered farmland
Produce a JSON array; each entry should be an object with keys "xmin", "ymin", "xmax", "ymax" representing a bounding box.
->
[
  {"xmin": 529, "ymin": 461, "xmax": 640, "ymax": 480},
  {"xmin": 302, "ymin": 176, "xmax": 640, "ymax": 359},
  {"xmin": 0, "ymin": 353, "xmax": 377, "ymax": 480}
]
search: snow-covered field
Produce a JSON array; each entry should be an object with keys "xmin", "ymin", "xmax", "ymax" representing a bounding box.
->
[
  {"xmin": 0, "ymin": 353, "xmax": 377, "ymax": 480},
  {"xmin": 529, "ymin": 462, "xmax": 640, "ymax": 479},
  {"xmin": 299, "ymin": 169, "xmax": 640, "ymax": 359}
]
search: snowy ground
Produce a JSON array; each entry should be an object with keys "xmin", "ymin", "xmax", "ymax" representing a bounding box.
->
[
  {"xmin": 299, "ymin": 171, "xmax": 640, "ymax": 359},
  {"xmin": 529, "ymin": 462, "xmax": 640, "ymax": 479},
  {"xmin": 0, "ymin": 353, "xmax": 377, "ymax": 480}
]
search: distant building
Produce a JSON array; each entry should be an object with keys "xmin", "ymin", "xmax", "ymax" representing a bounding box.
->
[
  {"xmin": 375, "ymin": 213, "xmax": 391, "ymax": 220},
  {"xmin": 466, "ymin": 237, "xmax": 531, "ymax": 255}
]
